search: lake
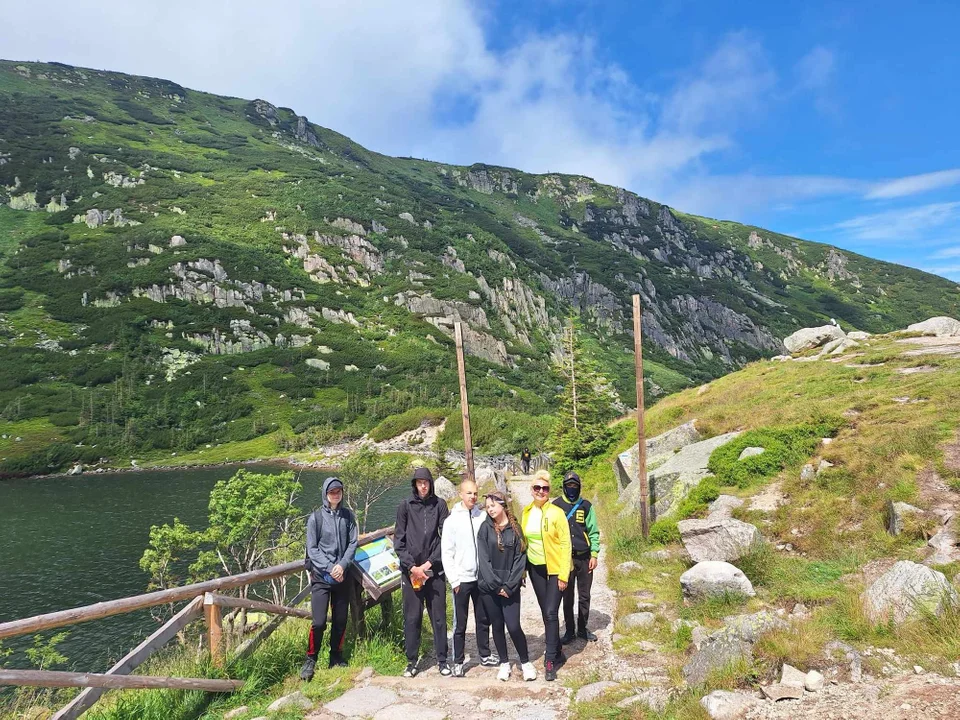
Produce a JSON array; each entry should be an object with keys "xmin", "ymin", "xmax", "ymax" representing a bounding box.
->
[{"xmin": 0, "ymin": 464, "xmax": 409, "ymax": 672}]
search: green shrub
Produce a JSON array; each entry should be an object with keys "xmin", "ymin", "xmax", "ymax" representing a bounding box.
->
[
  {"xmin": 369, "ymin": 406, "xmax": 447, "ymax": 442},
  {"xmin": 0, "ymin": 288, "xmax": 24, "ymax": 311},
  {"xmin": 439, "ymin": 407, "xmax": 553, "ymax": 454}
]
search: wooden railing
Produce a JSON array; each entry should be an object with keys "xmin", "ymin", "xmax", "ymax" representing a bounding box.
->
[{"xmin": 0, "ymin": 525, "xmax": 399, "ymax": 720}]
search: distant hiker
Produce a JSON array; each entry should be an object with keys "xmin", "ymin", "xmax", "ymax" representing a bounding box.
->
[
  {"xmin": 301, "ymin": 476, "xmax": 358, "ymax": 680},
  {"xmin": 521, "ymin": 470, "xmax": 571, "ymax": 681},
  {"xmin": 477, "ymin": 491, "xmax": 537, "ymax": 682},
  {"xmin": 441, "ymin": 478, "xmax": 496, "ymax": 676},
  {"xmin": 394, "ymin": 466, "xmax": 450, "ymax": 677},
  {"xmin": 520, "ymin": 447, "xmax": 532, "ymax": 475},
  {"xmin": 554, "ymin": 471, "xmax": 600, "ymax": 644}
]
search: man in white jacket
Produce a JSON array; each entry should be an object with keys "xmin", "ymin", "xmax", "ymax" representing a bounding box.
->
[{"xmin": 441, "ymin": 478, "xmax": 496, "ymax": 677}]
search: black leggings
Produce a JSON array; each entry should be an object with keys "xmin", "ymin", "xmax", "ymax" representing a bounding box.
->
[
  {"xmin": 527, "ymin": 562, "xmax": 562, "ymax": 662},
  {"xmin": 401, "ymin": 574, "xmax": 448, "ymax": 664},
  {"xmin": 563, "ymin": 555, "xmax": 594, "ymax": 632},
  {"xmin": 451, "ymin": 581, "xmax": 491, "ymax": 664},
  {"xmin": 481, "ymin": 591, "xmax": 528, "ymax": 664},
  {"xmin": 307, "ymin": 578, "xmax": 351, "ymax": 659}
]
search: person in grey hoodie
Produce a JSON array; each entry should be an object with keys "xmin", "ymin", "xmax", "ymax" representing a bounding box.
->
[
  {"xmin": 300, "ymin": 476, "xmax": 358, "ymax": 681},
  {"xmin": 441, "ymin": 478, "xmax": 495, "ymax": 676}
]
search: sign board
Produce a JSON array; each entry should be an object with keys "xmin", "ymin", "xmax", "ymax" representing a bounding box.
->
[{"xmin": 350, "ymin": 534, "xmax": 402, "ymax": 600}]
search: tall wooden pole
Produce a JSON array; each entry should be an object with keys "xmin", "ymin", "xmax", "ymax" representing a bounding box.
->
[
  {"xmin": 204, "ymin": 593, "xmax": 224, "ymax": 667},
  {"xmin": 454, "ymin": 322, "xmax": 475, "ymax": 483},
  {"xmin": 569, "ymin": 322, "xmax": 578, "ymax": 430},
  {"xmin": 632, "ymin": 295, "xmax": 649, "ymax": 539}
]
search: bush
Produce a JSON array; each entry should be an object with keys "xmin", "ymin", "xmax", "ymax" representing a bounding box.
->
[
  {"xmin": 369, "ymin": 406, "xmax": 447, "ymax": 443},
  {"xmin": 439, "ymin": 407, "xmax": 553, "ymax": 454},
  {"xmin": 0, "ymin": 289, "xmax": 25, "ymax": 311}
]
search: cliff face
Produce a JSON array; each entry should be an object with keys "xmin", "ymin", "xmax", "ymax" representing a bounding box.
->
[{"xmin": 1, "ymin": 59, "xmax": 958, "ymax": 468}]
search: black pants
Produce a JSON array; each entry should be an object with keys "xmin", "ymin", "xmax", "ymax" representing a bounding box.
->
[
  {"xmin": 482, "ymin": 591, "xmax": 529, "ymax": 664},
  {"xmin": 307, "ymin": 578, "xmax": 351, "ymax": 659},
  {"xmin": 563, "ymin": 554, "xmax": 594, "ymax": 633},
  {"xmin": 527, "ymin": 562, "xmax": 562, "ymax": 662},
  {"xmin": 521, "ymin": 458, "xmax": 530, "ymax": 474},
  {"xmin": 451, "ymin": 580, "xmax": 491, "ymax": 664},
  {"xmin": 402, "ymin": 574, "xmax": 448, "ymax": 664}
]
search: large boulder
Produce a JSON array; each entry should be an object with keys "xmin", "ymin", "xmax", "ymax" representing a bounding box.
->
[
  {"xmin": 678, "ymin": 517, "xmax": 763, "ymax": 563},
  {"xmin": 783, "ymin": 325, "xmax": 845, "ymax": 353},
  {"xmin": 621, "ymin": 432, "xmax": 741, "ymax": 518},
  {"xmin": 683, "ymin": 632, "xmax": 752, "ymax": 686},
  {"xmin": 699, "ymin": 690, "xmax": 760, "ymax": 719},
  {"xmin": 907, "ymin": 316, "xmax": 960, "ymax": 337},
  {"xmin": 862, "ymin": 560, "xmax": 959, "ymax": 623},
  {"xmin": 614, "ymin": 420, "xmax": 702, "ymax": 490},
  {"xmin": 680, "ymin": 561, "xmax": 755, "ymax": 601},
  {"xmin": 433, "ymin": 475, "xmax": 457, "ymax": 501}
]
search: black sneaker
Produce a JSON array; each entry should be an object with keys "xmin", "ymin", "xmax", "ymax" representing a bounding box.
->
[
  {"xmin": 299, "ymin": 656, "xmax": 316, "ymax": 681},
  {"xmin": 578, "ymin": 627, "xmax": 598, "ymax": 642},
  {"xmin": 439, "ymin": 662, "xmax": 452, "ymax": 676},
  {"xmin": 403, "ymin": 662, "xmax": 418, "ymax": 678},
  {"xmin": 554, "ymin": 650, "xmax": 567, "ymax": 669},
  {"xmin": 560, "ymin": 627, "xmax": 576, "ymax": 645},
  {"xmin": 328, "ymin": 651, "xmax": 348, "ymax": 668},
  {"xmin": 545, "ymin": 660, "xmax": 557, "ymax": 682}
]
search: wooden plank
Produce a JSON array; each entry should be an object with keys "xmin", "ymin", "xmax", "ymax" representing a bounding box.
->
[
  {"xmin": 204, "ymin": 594, "xmax": 224, "ymax": 667},
  {"xmin": 233, "ymin": 585, "xmax": 312, "ymax": 661},
  {"xmin": 0, "ymin": 560, "xmax": 305, "ymax": 641},
  {"xmin": 208, "ymin": 594, "xmax": 312, "ymax": 620},
  {"xmin": 0, "ymin": 669, "xmax": 242, "ymax": 692},
  {"xmin": 632, "ymin": 294, "xmax": 650, "ymax": 537},
  {"xmin": 52, "ymin": 596, "xmax": 204, "ymax": 720},
  {"xmin": 0, "ymin": 526, "xmax": 394, "ymax": 641},
  {"xmin": 454, "ymin": 322, "xmax": 475, "ymax": 483}
]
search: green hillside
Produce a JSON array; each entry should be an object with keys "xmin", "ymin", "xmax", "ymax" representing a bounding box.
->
[{"xmin": 1, "ymin": 59, "xmax": 958, "ymax": 477}]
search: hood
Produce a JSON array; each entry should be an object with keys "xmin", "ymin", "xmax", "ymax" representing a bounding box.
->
[
  {"xmin": 562, "ymin": 471, "xmax": 581, "ymax": 502},
  {"xmin": 322, "ymin": 476, "xmax": 345, "ymax": 509},
  {"xmin": 410, "ymin": 467, "xmax": 435, "ymax": 501}
]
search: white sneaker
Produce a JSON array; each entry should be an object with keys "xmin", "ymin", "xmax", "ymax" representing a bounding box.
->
[
  {"xmin": 521, "ymin": 661, "xmax": 538, "ymax": 681},
  {"xmin": 497, "ymin": 662, "xmax": 511, "ymax": 681}
]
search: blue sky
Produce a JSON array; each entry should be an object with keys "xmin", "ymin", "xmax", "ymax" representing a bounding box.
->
[{"xmin": 2, "ymin": 0, "xmax": 959, "ymax": 279}]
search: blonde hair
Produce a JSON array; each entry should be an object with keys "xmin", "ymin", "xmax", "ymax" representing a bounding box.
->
[{"xmin": 532, "ymin": 469, "xmax": 551, "ymax": 483}]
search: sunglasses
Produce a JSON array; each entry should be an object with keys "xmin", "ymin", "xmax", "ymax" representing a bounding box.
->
[{"xmin": 532, "ymin": 485, "xmax": 550, "ymax": 493}]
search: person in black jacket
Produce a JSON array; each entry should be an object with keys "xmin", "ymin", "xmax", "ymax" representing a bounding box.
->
[
  {"xmin": 477, "ymin": 491, "xmax": 537, "ymax": 682},
  {"xmin": 554, "ymin": 471, "xmax": 601, "ymax": 644},
  {"xmin": 300, "ymin": 476, "xmax": 358, "ymax": 681},
  {"xmin": 394, "ymin": 466, "xmax": 450, "ymax": 677}
]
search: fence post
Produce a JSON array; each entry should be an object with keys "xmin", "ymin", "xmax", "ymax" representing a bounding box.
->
[{"xmin": 203, "ymin": 593, "xmax": 223, "ymax": 667}]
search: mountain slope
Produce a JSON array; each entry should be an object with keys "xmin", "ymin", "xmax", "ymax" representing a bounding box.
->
[{"xmin": 0, "ymin": 59, "xmax": 958, "ymax": 475}]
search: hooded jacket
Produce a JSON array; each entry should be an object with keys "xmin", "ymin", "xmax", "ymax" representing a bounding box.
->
[
  {"xmin": 306, "ymin": 477, "xmax": 359, "ymax": 583},
  {"xmin": 553, "ymin": 476, "xmax": 600, "ymax": 558},
  {"xmin": 476, "ymin": 515, "xmax": 527, "ymax": 597},
  {"xmin": 394, "ymin": 473, "xmax": 449, "ymax": 576},
  {"xmin": 441, "ymin": 500, "xmax": 484, "ymax": 587}
]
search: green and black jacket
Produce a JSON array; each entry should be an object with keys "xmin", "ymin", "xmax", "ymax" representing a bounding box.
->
[{"xmin": 552, "ymin": 496, "xmax": 600, "ymax": 559}]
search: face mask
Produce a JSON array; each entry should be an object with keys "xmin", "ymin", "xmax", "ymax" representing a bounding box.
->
[{"xmin": 563, "ymin": 485, "xmax": 579, "ymax": 502}]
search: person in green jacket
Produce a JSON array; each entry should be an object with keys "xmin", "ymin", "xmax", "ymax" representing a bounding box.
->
[{"xmin": 553, "ymin": 471, "xmax": 600, "ymax": 644}]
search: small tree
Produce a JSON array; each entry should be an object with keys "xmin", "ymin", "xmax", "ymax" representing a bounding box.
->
[
  {"xmin": 548, "ymin": 320, "xmax": 620, "ymax": 473},
  {"xmin": 339, "ymin": 446, "xmax": 411, "ymax": 532}
]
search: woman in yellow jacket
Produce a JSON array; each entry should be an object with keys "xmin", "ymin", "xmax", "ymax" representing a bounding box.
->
[{"xmin": 521, "ymin": 470, "xmax": 571, "ymax": 681}]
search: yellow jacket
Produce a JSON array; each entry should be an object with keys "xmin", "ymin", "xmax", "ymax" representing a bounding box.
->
[{"xmin": 521, "ymin": 501, "xmax": 572, "ymax": 582}]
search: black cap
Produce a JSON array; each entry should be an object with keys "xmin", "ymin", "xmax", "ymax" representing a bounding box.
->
[
  {"xmin": 413, "ymin": 467, "xmax": 433, "ymax": 481},
  {"xmin": 563, "ymin": 471, "xmax": 581, "ymax": 485},
  {"xmin": 327, "ymin": 478, "xmax": 343, "ymax": 491}
]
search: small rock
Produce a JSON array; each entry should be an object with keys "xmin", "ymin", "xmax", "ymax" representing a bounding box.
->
[
  {"xmin": 886, "ymin": 500, "xmax": 925, "ymax": 536},
  {"xmin": 224, "ymin": 708, "xmax": 248, "ymax": 720},
  {"xmin": 671, "ymin": 618, "xmax": 700, "ymax": 633},
  {"xmin": 616, "ymin": 561, "xmax": 643, "ymax": 574},
  {"xmin": 816, "ymin": 459, "xmax": 834, "ymax": 474},
  {"xmin": 622, "ymin": 612, "xmax": 655, "ymax": 629},
  {"xmin": 780, "ymin": 663, "xmax": 807, "ymax": 687},
  {"xmin": 575, "ymin": 680, "xmax": 619, "ymax": 703},
  {"xmin": 642, "ymin": 549, "xmax": 671, "ymax": 562},
  {"xmin": 914, "ymin": 665, "xmax": 924, "ymax": 674},
  {"xmin": 761, "ymin": 683, "xmax": 804, "ymax": 701},
  {"xmin": 680, "ymin": 561, "xmax": 755, "ymax": 601},
  {"xmin": 356, "ymin": 665, "xmax": 375, "ymax": 682},
  {"xmin": 700, "ymin": 690, "xmax": 760, "ymax": 720},
  {"xmin": 791, "ymin": 602, "xmax": 809, "ymax": 617},
  {"xmin": 800, "ymin": 464, "xmax": 816, "ymax": 482},
  {"xmin": 708, "ymin": 495, "xmax": 745, "ymax": 518},
  {"xmin": 738, "ymin": 447, "xmax": 765, "ymax": 460},
  {"xmin": 805, "ymin": 670, "xmax": 824, "ymax": 691},
  {"xmin": 267, "ymin": 691, "xmax": 313, "ymax": 713},
  {"xmin": 691, "ymin": 625, "xmax": 711, "ymax": 649},
  {"xmin": 325, "ymin": 687, "xmax": 398, "ymax": 717}
]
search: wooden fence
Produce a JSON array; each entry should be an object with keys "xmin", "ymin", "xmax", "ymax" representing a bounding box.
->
[{"xmin": 0, "ymin": 525, "xmax": 399, "ymax": 720}]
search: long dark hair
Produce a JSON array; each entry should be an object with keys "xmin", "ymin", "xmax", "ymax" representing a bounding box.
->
[{"xmin": 487, "ymin": 491, "xmax": 526, "ymax": 552}]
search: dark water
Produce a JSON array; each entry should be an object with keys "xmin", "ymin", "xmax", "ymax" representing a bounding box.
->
[{"xmin": 0, "ymin": 464, "xmax": 407, "ymax": 672}]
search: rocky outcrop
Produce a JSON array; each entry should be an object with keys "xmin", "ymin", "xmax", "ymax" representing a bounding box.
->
[
  {"xmin": 133, "ymin": 259, "xmax": 285, "ymax": 313},
  {"xmin": 907, "ymin": 316, "xmax": 960, "ymax": 337},
  {"xmin": 783, "ymin": 325, "xmax": 845, "ymax": 353},
  {"xmin": 539, "ymin": 271, "xmax": 624, "ymax": 334},
  {"xmin": 184, "ymin": 320, "xmax": 274, "ymax": 355},
  {"xmin": 862, "ymin": 560, "xmax": 958, "ymax": 623},
  {"xmin": 615, "ymin": 420, "xmax": 703, "ymax": 491},
  {"xmin": 451, "ymin": 166, "xmax": 518, "ymax": 195},
  {"xmin": 394, "ymin": 292, "xmax": 508, "ymax": 365},
  {"xmin": 74, "ymin": 208, "xmax": 140, "ymax": 228}
]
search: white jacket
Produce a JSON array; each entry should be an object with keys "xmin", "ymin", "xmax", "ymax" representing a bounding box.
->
[{"xmin": 441, "ymin": 501, "xmax": 485, "ymax": 587}]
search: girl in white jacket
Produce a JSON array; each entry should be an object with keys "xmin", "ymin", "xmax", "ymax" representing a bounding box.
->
[{"xmin": 441, "ymin": 479, "xmax": 496, "ymax": 676}]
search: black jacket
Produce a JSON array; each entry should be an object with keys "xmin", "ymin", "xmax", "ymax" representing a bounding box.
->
[
  {"xmin": 394, "ymin": 477, "xmax": 449, "ymax": 576},
  {"xmin": 477, "ymin": 517, "xmax": 527, "ymax": 597}
]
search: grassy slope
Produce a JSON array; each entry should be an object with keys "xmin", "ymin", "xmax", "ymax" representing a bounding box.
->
[{"xmin": 576, "ymin": 333, "xmax": 960, "ymax": 718}]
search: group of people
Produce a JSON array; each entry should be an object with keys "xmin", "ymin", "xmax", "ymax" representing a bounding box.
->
[{"xmin": 299, "ymin": 466, "xmax": 600, "ymax": 684}]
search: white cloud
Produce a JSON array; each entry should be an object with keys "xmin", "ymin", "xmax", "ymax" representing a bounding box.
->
[
  {"xmin": 794, "ymin": 46, "xmax": 835, "ymax": 90},
  {"xmin": 865, "ymin": 169, "xmax": 960, "ymax": 199},
  {"xmin": 830, "ymin": 202, "xmax": 960, "ymax": 242},
  {"xmin": 930, "ymin": 246, "xmax": 960, "ymax": 258}
]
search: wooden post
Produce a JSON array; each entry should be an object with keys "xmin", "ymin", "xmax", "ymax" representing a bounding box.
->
[
  {"xmin": 204, "ymin": 593, "xmax": 223, "ymax": 667},
  {"xmin": 379, "ymin": 592, "xmax": 394, "ymax": 634},
  {"xmin": 632, "ymin": 295, "xmax": 649, "ymax": 539},
  {"xmin": 0, "ymin": 669, "xmax": 242, "ymax": 693},
  {"xmin": 567, "ymin": 322, "xmax": 578, "ymax": 430},
  {"xmin": 454, "ymin": 322, "xmax": 475, "ymax": 482},
  {"xmin": 349, "ymin": 581, "xmax": 366, "ymax": 638}
]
